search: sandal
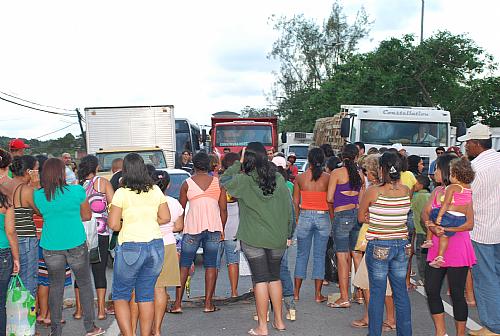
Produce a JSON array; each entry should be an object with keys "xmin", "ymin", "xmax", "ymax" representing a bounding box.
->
[
  {"xmin": 248, "ymin": 329, "xmax": 267, "ymax": 336},
  {"xmin": 167, "ymin": 308, "xmax": 183, "ymax": 314},
  {"xmin": 351, "ymin": 319, "xmax": 369, "ymax": 328},
  {"xmin": 420, "ymin": 240, "xmax": 433, "ymax": 248},
  {"xmin": 327, "ymin": 300, "xmax": 351, "ymax": 308},
  {"xmin": 72, "ymin": 312, "xmax": 82, "ymax": 320},
  {"xmin": 382, "ymin": 321, "xmax": 396, "ymax": 332},
  {"xmin": 429, "ymin": 256, "xmax": 445, "ymax": 268},
  {"xmin": 85, "ymin": 326, "xmax": 105, "ymax": 336}
]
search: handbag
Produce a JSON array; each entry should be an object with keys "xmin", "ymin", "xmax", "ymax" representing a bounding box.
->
[
  {"xmin": 355, "ymin": 223, "xmax": 369, "ymax": 252},
  {"xmin": 324, "ymin": 236, "xmax": 339, "ymax": 283}
]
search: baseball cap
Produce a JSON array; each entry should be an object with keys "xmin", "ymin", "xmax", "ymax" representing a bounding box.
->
[
  {"xmin": 9, "ymin": 138, "xmax": 30, "ymax": 150},
  {"xmin": 457, "ymin": 123, "xmax": 491, "ymax": 142},
  {"xmin": 272, "ymin": 156, "xmax": 287, "ymax": 169},
  {"xmin": 391, "ymin": 143, "xmax": 405, "ymax": 152}
]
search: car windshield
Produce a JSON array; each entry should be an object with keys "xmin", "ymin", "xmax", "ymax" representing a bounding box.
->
[
  {"xmin": 288, "ymin": 146, "xmax": 309, "ymax": 159},
  {"xmin": 96, "ymin": 150, "xmax": 166, "ymax": 172},
  {"xmin": 215, "ymin": 125, "xmax": 272, "ymax": 147},
  {"xmin": 167, "ymin": 172, "xmax": 190, "ymax": 200},
  {"xmin": 359, "ymin": 120, "xmax": 448, "ymax": 147}
]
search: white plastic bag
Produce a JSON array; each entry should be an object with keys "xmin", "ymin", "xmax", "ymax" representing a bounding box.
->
[
  {"xmin": 6, "ymin": 275, "xmax": 36, "ymax": 336},
  {"xmin": 83, "ymin": 216, "xmax": 98, "ymax": 251}
]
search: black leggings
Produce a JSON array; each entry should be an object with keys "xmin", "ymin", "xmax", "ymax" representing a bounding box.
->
[
  {"xmin": 424, "ymin": 264, "xmax": 469, "ymax": 321},
  {"xmin": 75, "ymin": 235, "xmax": 109, "ymax": 289}
]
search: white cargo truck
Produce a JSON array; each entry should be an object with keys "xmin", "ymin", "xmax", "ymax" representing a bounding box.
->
[
  {"xmin": 85, "ymin": 105, "xmax": 176, "ymax": 174},
  {"xmin": 338, "ymin": 105, "xmax": 451, "ymax": 166},
  {"xmin": 279, "ymin": 132, "xmax": 314, "ymax": 171}
]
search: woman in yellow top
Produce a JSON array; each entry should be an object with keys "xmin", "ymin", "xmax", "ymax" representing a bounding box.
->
[{"xmin": 109, "ymin": 153, "xmax": 170, "ymax": 336}]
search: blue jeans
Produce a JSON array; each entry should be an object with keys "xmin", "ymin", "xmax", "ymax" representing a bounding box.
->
[
  {"xmin": 366, "ymin": 239, "xmax": 412, "ymax": 336},
  {"xmin": 112, "ymin": 239, "xmax": 164, "ymax": 302},
  {"xmin": 216, "ymin": 239, "xmax": 239, "ymax": 269},
  {"xmin": 333, "ymin": 209, "xmax": 360, "ymax": 252},
  {"xmin": 280, "ymin": 248, "xmax": 293, "ymax": 298},
  {"xmin": 0, "ymin": 248, "xmax": 13, "ymax": 336},
  {"xmin": 472, "ymin": 241, "xmax": 500, "ymax": 333},
  {"xmin": 294, "ymin": 210, "xmax": 331, "ymax": 279},
  {"xmin": 180, "ymin": 231, "xmax": 221, "ymax": 268},
  {"xmin": 18, "ymin": 236, "xmax": 38, "ymax": 298}
]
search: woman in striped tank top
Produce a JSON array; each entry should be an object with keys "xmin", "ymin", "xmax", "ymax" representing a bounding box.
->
[
  {"xmin": 358, "ymin": 152, "xmax": 412, "ymax": 336},
  {"xmin": 10, "ymin": 155, "xmax": 40, "ymax": 298}
]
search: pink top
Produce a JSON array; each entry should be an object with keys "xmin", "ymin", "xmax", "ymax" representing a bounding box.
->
[
  {"xmin": 427, "ymin": 186, "xmax": 476, "ymax": 267},
  {"xmin": 450, "ymin": 184, "xmax": 472, "ymax": 206},
  {"xmin": 184, "ymin": 177, "xmax": 223, "ymax": 235},
  {"xmin": 159, "ymin": 196, "xmax": 184, "ymax": 246}
]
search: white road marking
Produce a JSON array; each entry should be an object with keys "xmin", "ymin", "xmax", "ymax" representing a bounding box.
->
[{"xmin": 412, "ymin": 280, "xmax": 482, "ymax": 331}]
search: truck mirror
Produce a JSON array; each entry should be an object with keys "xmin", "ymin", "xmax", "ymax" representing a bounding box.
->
[
  {"xmin": 281, "ymin": 131, "xmax": 287, "ymax": 143},
  {"xmin": 456, "ymin": 121, "xmax": 467, "ymax": 139},
  {"xmin": 340, "ymin": 118, "xmax": 350, "ymax": 138},
  {"xmin": 202, "ymin": 129, "xmax": 207, "ymax": 145}
]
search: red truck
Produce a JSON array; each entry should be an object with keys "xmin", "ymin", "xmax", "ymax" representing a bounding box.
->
[{"xmin": 210, "ymin": 116, "xmax": 278, "ymax": 157}]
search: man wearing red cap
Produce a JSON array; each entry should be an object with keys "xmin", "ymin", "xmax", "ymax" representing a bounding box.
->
[
  {"xmin": 9, "ymin": 138, "xmax": 29, "ymax": 157},
  {"xmin": 7, "ymin": 138, "xmax": 30, "ymax": 178}
]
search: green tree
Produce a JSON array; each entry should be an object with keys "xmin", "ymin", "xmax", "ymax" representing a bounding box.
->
[
  {"xmin": 276, "ymin": 30, "xmax": 499, "ymax": 131},
  {"xmin": 240, "ymin": 106, "xmax": 277, "ymax": 118},
  {"xmin": 268, "ymin": 1, "xmax": 371, "ymax": 95}
]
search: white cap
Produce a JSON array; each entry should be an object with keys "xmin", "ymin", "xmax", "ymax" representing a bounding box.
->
[
  {"xmin": 391, "ymin": 143, "xmax": 405, "ymax": 152},
  {"xmin": 457, "ymin": 123, "xmax": 491, "ymax": 142},
  {"xmin": 272, "ymin": 156, "xmax": 287, "ymax": 169}
]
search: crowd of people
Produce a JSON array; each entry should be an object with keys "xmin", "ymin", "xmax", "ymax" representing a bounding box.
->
[{"xmin": 0, "ymin": 122, "xmax": 499, "ymax": 336}]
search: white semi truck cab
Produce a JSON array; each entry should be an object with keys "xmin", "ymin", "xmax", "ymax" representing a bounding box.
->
[{"xmin": 340, "ymin": 105, "xmax": 451, "ymax": 165}]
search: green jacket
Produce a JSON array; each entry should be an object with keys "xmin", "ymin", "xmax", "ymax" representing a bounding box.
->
[
  {"xmin": 220, "ymin": 162, "xmax": 293, "ymax": 250},
  {"xmin": 411, "ymin": 189, "xmax": 431, "ymax": 235}
]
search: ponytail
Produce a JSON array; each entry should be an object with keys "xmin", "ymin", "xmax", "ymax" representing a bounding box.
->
[
  {"xmin": 341, "ymin": 144, "xmax": 362, "ymax": 190},
  {"xmin": 308, "ymin": 148, "xmax": 325, "ymax": 181}
]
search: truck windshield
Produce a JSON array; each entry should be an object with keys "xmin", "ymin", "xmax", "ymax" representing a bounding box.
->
[
  {"xmin": 288, "ymin": 145, "xmax": 309, "ymax": 159},
  {"xmin": 359, "ymin": 120, "xmax": 448, "ymax": 147},
  {"xmin": 96, "ymin": 150, "xmax": 166, "ymax": 172},
  {"xmin": 215, "ymin": 125, "xmax": 272, "ymax": 147}
]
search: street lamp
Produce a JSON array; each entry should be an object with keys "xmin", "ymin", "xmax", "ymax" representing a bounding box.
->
[{"xmin": 420, "ymin": 0, "xmax": 425, "ymax": 43}]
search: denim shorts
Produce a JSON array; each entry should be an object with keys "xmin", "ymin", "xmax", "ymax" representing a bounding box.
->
[
  {"xmin": 216, "ymin": 239, "xmax": 239, "ymax": 269},
  {"xmin": 241, "ymin": 241, "xmax": 285, "ymax": 284},
  {"xmin": 430, "ymin": 208, "xmax": 466, "ymax": 237},
  {"xmin": 180, "ymin": 230, "xmax": 221, "ymax": 268},
  {"xmin": 333, "ymin": 209, "xmax": 360, "ymax": 252},
  {"xmin": 112, "ymin": 239, "xmax": 164, "ymax": 302}
]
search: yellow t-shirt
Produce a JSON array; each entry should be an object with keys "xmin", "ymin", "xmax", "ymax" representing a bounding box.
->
[
  {"xmin": 111, "ymin": 185, "xmax": 167, "ymax": 244},
  {"xmin": 400, "ymin": 171, "xmax": 417, "ymax": 190}
]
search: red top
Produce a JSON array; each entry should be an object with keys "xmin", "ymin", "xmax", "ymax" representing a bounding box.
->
[{"xmin": 300, "ymin": 191, "xmax": 329, "ymax": 211}]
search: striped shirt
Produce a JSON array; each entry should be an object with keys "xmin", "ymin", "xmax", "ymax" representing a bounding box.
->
[
  {"xmin": 470, "ymin": 149, "xmax": 500, "ymax": 244},
  {"xmin": 14, "ymin": 207, "xmax": 36, "ymax": 237},
  {"xmin": 366, "ymin": 195, "xmax": 411, "ymax": 240}
]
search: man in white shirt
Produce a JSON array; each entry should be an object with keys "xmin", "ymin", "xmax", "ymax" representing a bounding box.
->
[
  {"xmin": 61, "ymin": 152, "xmax": 78, "ymax": 185},
  {"xmin": 459, "ymin": 123, "xmax": 500, "ymax": 336}
]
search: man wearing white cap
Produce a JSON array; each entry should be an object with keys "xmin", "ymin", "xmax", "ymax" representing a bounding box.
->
[{"xmin": 458, "ymin": 123, "xmax": 500, "ymax": 336}]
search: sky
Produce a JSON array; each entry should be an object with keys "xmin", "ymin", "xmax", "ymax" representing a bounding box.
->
[{"xmin": 0, "ymin": 0, "xmax": 498, "ymax": 140}]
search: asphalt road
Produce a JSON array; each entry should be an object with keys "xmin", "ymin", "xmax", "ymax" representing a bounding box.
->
[{"xmin": 34, "ymin": 244, "xmax": 483, "ymax": 336}]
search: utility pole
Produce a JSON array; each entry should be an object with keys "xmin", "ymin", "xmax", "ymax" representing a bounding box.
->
[
  {"xmin": 75, "ymin": 108, "xmax": 87, "ymax": 152},
  {"xmin": 420, "ymin": 0, "xmax": 425, "ymax": 43}
]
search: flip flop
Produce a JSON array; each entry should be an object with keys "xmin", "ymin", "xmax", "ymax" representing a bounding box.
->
[
  {"xmin": 203, "ymin": 306, "xmax": 220, "ymax": 313},
  {"xmin": 72, "ymin": 312, "xmax": 82, "ymax": 320},
  {"xmin": 351, "ymin": 320, "xmax": 369, "ymax": 328},
  {"xmin": 327, "ymin": 301, "xmax": 351, "ymax": 308},
  {"xmin": 382, "ymin": 322, "xmax": 396, "ymax": 332},
  {"xmin": 248, "ymin": 329, "xmax": 267, "ymax": 336},
  {"xmin": 272, "ymin": 323, "xmax": 286, "ymax": 332},
  {"xmin": 315, "ymin": 296, "xmax": 327, "ymax": 303},
  {"xmin": 167, "ymin": 308, "xmax": 183, "ymax": 314}
]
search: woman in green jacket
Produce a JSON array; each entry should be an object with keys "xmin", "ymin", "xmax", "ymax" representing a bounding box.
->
[{"xmin": 221, "ymin": 142, "xmax": 293, "ymax": 336}]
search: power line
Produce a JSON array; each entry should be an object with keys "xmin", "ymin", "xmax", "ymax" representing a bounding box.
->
[
  {"xmin": 0, "ymin": 95, "xmax": 76, "ymax": 117},
  {"xmin": 34, "ymin": 122, "xmax": 79, "ymax": 139},
  {"xmin": 0, "ymin": 90, "xmax": 75, "ymax": 112}
]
